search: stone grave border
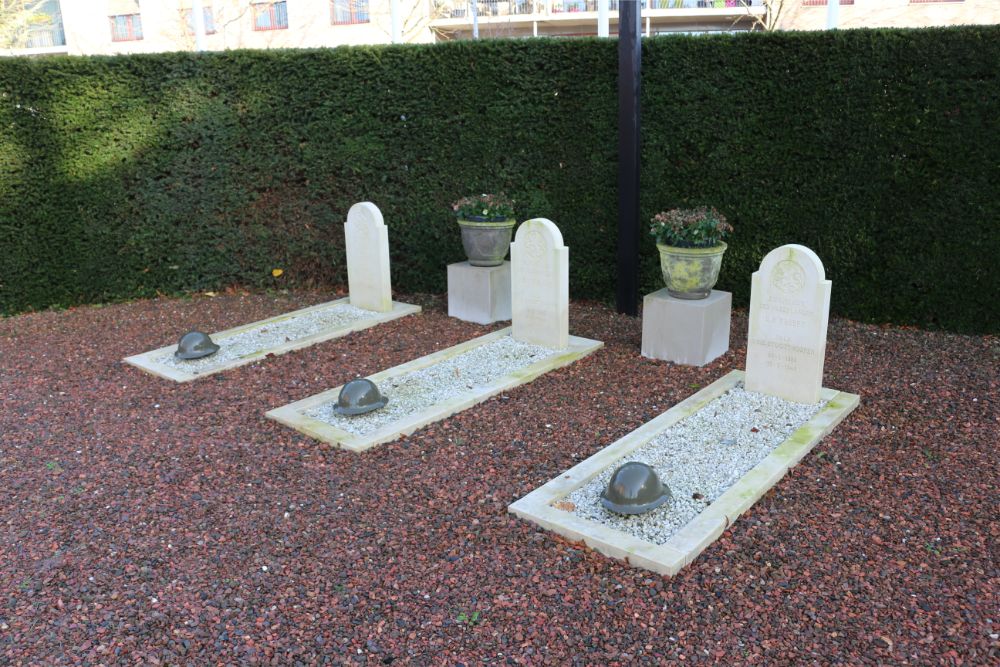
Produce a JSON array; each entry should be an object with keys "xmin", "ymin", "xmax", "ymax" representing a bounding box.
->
[
  {"xmin": 123, "ymin": 298, "xmax": 421, "ymax": 383},
  {"xmin": 266, "ymin": 327, "xmax": 603, "ymax": 453},
  {"xmin": 508, "ymin": 370, "xmax": 860, "ymax": 576}
]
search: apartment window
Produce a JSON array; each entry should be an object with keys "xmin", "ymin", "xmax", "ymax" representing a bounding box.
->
[
  {"xmin": 802, "ymin": 1, "xmax": 855, "ymax": 5},
  {"xmin": 331, "ymin": 0, "xmax": 370, "ymax": 24},
  {"xmin": 24, "ymin": 0, "xmax": 65, "ymax": 48},
  {"xmin": 253, "ymin": 1, "xmax": 288, "ymax": 30},
  {"xmin": 110, "ymin": 14, "xmax": 143, "ymax": 41},
  {"xmin": 183, "ymin": 7, "xmax": 217, "ymax": 35}
]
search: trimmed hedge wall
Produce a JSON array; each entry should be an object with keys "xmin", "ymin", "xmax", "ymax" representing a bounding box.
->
[{"xmin": 1, "ymin": 27, "xmax": 998, "ymax": 333}]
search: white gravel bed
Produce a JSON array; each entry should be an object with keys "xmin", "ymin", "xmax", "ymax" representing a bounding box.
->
[
  {"xmin": 305, "ymin": 335, "xmax": 561, "ymax": 436},
  {"xmin": 158, "ymin": 303, "xmax": 377, "ymax": 374},
  {"xmin": 564, "ymin": 384, "xmax": 827, "ymax": 545}
]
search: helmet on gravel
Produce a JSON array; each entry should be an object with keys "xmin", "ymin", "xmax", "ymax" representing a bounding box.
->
[
  {"xmin": 174, "ymin": 330, "xmax": 220, "ymax": 360},
  {"xmin": 600, "ymin": 462, "xmax": 672, "ymax": 515},
  {"xmin": 332, "ymin": 378, "xmax": 388, "ymax": 416}
]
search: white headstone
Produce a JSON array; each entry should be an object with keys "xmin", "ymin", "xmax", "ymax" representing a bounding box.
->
[
  {"xmin": 745, "ymin": 244, "xmax": 831, "ymax": 404},
  {"xmin": 344, "ymin": 202, "xmax": 392, "ymax": 313},
  {"xmin": 510, "ymin": 218, "xmax": 569, "ymax": 350}
]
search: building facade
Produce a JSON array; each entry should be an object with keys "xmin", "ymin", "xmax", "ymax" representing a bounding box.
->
[
  {"xmin": 778, "ymin": 0, "xmax": 1000, "ymax": 32},
  {"xmin": 3, "ymin": 0, "xmax": 434, "ymax": 56},
  {"xmin": 2, "ymin": 0, "xmax": 998, "ymax": 57},
  {"xmin": 429, "ymin": 1, "xmax": 765, "ymax": 40}
]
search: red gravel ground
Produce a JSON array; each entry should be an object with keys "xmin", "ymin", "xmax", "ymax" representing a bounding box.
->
[{"xmin": 1, "ymin": 289, "xmax": 996, "ymax": 665}]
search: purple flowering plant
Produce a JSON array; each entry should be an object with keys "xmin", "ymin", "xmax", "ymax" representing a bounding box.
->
[{"xmin": 649, "ymin": 206, "xmax": 733, "ymax": 248}]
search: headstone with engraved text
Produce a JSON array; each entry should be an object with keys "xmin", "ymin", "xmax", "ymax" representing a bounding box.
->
[{"xmin": 745, "ymin": 244, "xmax": 831, "ymax": 404}]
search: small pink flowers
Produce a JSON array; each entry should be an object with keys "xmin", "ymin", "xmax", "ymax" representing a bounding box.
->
[{"xmin": 649, "ymin": 206, "xmax": 732, "ymax": 248}]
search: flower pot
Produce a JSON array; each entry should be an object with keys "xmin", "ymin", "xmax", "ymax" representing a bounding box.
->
[
  {"xmin": 458, "ymin": 217, "xmax": 516, "ymax": 267},
  {"xmin": 656, "ymin": 242, "xmax": 727, "ymax": 300}
]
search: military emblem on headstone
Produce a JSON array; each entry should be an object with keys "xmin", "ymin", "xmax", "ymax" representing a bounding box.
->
[{"xmin": 770, "ymin": 259, "xmax": 806, "ymax": 295}]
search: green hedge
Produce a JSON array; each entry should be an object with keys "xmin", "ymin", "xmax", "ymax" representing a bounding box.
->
[{"xmin": 1, "ymin": 27, "xmax": 998, "ymax": 333}]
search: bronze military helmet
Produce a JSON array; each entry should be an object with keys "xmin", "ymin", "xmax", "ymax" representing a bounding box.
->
[
  {"xmin": 332, "ymin": 378, "xmax": 388, "ymax": 416},
  {"xmin": 600, "ymin": 462, "xmax": 672, "ymax": 515},
  {"xmin": 175, "ymin": 330, "xmax": 220, "ymax": 360}
]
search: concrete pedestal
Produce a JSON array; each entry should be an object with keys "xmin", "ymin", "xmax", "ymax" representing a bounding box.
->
[
  {"xmin": 641, "ymin": 288, "xmax": 731, "ymax": 366},
  {"xmin": 447, "ymin": 261, "xmax": 512, "ymax": 325}
]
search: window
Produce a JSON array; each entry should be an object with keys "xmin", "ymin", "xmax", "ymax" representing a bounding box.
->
[
  {"xmin": 23, "ymin": 0, "xmax": 65, "ymax": 48},
  {"xmin": 110, "ymin": 14, "xmax": 143, "ymax": 41},
  {"xmin": 909, "ymin": 0, "xmax": 964, "ymax": 3},
  {"xmin": 331, "ymin": 0, "xmax": 369, "ymax": 24},
  {"xmin": 802, "ymin": 1, "xmax": 855, "ymax": 5},
  {"xmin": 253, "ymin": 1, "xmax": 288, "ymax": 30},
  {"xmin": 183, "ymin": 7, "xmax": 217, "ymax": 35}
]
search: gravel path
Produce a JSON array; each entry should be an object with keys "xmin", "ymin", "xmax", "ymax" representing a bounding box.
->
[
  {"xmin": 567, "ymin": 385, "xmax": 826, "ymax": 544},
  {"xmin": 307, "ymin": 336, "xmax": 559, "ymax": 436},
  {"xmin": 157, "ymin": 302, "xmax": 377, "ymax": 373},
  {"xmin": 0, "ymin": 289, "xmax": 996, "ymax": 665}
]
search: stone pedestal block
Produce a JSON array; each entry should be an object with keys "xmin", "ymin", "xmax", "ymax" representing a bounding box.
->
[
  {"xmin": 447, "ymin": 261, "xmax": 512, "ymax": 325},
  {"xmin": 641, "ymin": 289, "xmax": 731, "ymax": 367}
]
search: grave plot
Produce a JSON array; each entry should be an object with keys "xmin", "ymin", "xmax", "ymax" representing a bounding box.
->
[
  {"xmin": 123, "ymin": 298, "xmax": 420, "ymax": 382},
  {"xmin": 510, "ymin": 245, "xmax": 860, "ymax": 576},
  {"xmin": 267, "ymin": 218, "xmax": 603, "ymax": 452},
  {"xmin": 267, "ymin": 327, "xmax": 601, "ymax": 452},
  {"xmin": 123, "ymin": 203, "xmax": 420, "ymax": 382}
]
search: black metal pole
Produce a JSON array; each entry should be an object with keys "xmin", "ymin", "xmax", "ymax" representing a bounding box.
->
[{"xmin": 616, "ymin": 0, "xmax": 641, "ymax": 316}]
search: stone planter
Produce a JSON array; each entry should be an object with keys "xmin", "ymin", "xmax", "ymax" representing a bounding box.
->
[
  {"xmin": 458, "ymin": 217, "xmax": 516, "ymax": 267},
  {"xmin": 656, "ymin": 242, "xmax": 727, "ymax": 300}
]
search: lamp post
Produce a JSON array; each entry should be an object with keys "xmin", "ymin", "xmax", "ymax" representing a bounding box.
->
[{"xmin": 616, "ymin": 0, "xmax": 641, "ymax": 316}]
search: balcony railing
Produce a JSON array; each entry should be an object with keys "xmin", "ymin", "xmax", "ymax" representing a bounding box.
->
[
  {"xmin": 437, "ymin": 1, "xmax": 536, "ymax": 18},
  {"xmin": 648, "ymin": 0, "xmax": 763, "ymax": 8},
  {"xmin": 553, "ymin": 1, "xmax": 619, "ymax": 12},
  {"xmin": 432, "ymin": 0, "xmax": 763, "ymax": 21},
  {"xmin": 25, "ymin": 24, "xmax": 66, "ymax": 48}
]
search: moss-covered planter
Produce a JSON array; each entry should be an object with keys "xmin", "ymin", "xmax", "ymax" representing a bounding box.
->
[
  {"xmin": 657, "ymin": 242, "xmax": 727, "ymax": 300},
  {"xmin": 458, "ymin": 217, "xmax": 517, "ymax": 267}
]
